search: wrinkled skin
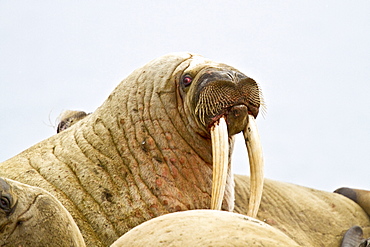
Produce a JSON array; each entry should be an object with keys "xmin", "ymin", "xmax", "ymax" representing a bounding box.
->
[
  {"xmin": 0, "ymin": 53, "xmax": 263, "ymax": 246},
  {"xmin": 112, "ymin": 175, "xmax": 370, "ymax": 247},
  {"xmin": 0, "ymin": 177, "xmax": 84, "ymax": 247}
]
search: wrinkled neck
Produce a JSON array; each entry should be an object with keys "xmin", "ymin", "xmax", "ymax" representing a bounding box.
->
[{"xmin": 94, "ymin": 67, "xmax": 216, "ymax": 211}]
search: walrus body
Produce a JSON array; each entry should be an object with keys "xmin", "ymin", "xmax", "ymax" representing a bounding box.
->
[
  {"xmin": 234, "ymin": 175, "xmax": 370, "ymax": 246},
  {"xmin": 111, "ymin": 209, "xmax": 299, "ymax": 247},
  {"xmin": 0, "ymin": 53, "xmax": 264, "ymax": 246},
  {"xmin": 0, "ymin": 177, "xmax": 85, "ymax": 247},
  {"xmin": 110, "ymin": 175, "xmax": 370, "ymax": 247}
]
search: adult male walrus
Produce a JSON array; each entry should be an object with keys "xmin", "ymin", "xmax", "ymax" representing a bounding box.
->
[
  {"xmin": 0, "ymin": 177, "xmax": 85, "ymax": 246},
  {"xmin": 0, "ymin": 53, "xmax": 264, "ymax": 246}
]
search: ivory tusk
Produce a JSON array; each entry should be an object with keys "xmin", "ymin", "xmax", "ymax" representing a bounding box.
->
[
  {"xmin": 243, "ymin": 115, "xmax": 264, "ymax": 218},
  {"xmin": 210, "ymin": 117, "xmax": 229, "ymax": 210}
]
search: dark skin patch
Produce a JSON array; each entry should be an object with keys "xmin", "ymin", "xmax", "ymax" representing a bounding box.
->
[
  {"xmin": 153, "ymin": 155, "xmax": 164, "ymax": 163},
  {"xmin": 334, "ymin": 187, "xmax": 358, "ymax": 203},
  {"xmin": 102, "ymin": 189, "xmax": 113, "ymax": 203}
]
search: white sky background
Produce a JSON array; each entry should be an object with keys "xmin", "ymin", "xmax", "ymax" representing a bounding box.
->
[{"xmin": 0, "ymin": 1, "xmax": 369, "ymax": 192}]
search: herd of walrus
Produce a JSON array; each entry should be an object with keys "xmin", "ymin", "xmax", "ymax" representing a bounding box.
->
[{"xmin": 1, "ymin": 53, "xmax": 370, "ymax": 246}]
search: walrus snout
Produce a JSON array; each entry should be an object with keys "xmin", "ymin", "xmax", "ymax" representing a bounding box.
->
[
  {"xmin": 193, "ymin": 68, "xmax": 262, "ymax": 132},
  {"xmin": 185, "ymin": 62, "xmax": 264, "ymax": 217}
]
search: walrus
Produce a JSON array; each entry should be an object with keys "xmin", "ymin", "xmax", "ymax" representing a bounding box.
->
[
  {"xmin": 56, "ymin": 110, "xmax": 90, "ymax": 133},
  {"xmin": 335, "ymin": 188, "xmax": 370, "ymax": 247},
  {"xmin": 0, "ymin": 177, "xmax": 85, "ymax": 247},
  {"xmin": 335, "ymin": 187, "xmax": 370, "ymax": 216},
  {"xmin": 111, "ymin": 175, "xmax": 370, "ymax": 247},
  {"xmin": 0, "ymin": 53, "xmax": 264, "ymax": 246},
  {"xmin": 110, "ymin": 210, "xmax": 299, "ymax": 247},
  {"xmin": 340, "ymin": 226, "xmax": 369, "ymax": 247}
]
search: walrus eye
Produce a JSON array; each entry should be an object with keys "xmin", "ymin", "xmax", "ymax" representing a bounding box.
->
[
  {"xmin": 0, "ymin": 195, "xmax": 11, "ymax": 212},
  {"xmin": 182, "ymin": 75, "xmax": 193, "ymax": 87}
]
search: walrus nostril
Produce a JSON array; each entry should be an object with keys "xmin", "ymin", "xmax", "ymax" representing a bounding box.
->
[{"xmin": 194, "ymin": 68, "xmax": 263, "ymax": 129}]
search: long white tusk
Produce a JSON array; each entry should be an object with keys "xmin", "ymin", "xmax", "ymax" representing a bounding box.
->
[
  {"xmin": 243, "ymin": 115, "xmax": 264, "ymax": 218},
  {"xmin": 210, "ymin": 117, "xmax": 229, "ymax": 210}
]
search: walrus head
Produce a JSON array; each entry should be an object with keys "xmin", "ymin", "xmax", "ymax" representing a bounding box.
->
[
  {"xmin": 0, "ymin": 177, "xmax": 85, "ymax": 246},
  {"xmin": 57, "ymin": 110, "xmax": 90, "ymax": 133},
  {"xmin": 175, "ymin": 54, "xmax": 265, "ymax": 217}
]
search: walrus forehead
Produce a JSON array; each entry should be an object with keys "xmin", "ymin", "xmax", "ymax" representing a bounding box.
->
[
  {"xmin": 182, "ymin": 56, "xmax": 234, "ymax": 77},
  {"xmin": 195, "ymin": 68, "xmax": 249, "ymax": 87},
  {"xmin": 168, "ymin": 53, "xmax": 236, "ymax": 84},
  {"xmin": 166, "ymin": 53, "xmax": 215, "ymax": 75}
]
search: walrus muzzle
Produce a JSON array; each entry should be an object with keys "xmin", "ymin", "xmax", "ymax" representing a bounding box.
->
[{"xmin": 194, "ymin": 69, "xmax": 264, "ymax": 218}]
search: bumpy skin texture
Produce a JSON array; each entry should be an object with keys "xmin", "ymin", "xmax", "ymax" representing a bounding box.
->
[
  {"xmin": 234, "ymin": 175, "xmax": 370, "ymax": 247},
  {"xmin": 0, "ymin": 53, "xmax": 253, "ymax": 246},
  {"xmin": 0, "ymin": 177, "xmax": 85, "ymax": 247}
]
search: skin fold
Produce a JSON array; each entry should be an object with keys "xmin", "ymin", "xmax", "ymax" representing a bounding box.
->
[{"xmin": 0, "ymin": 177, "xmax": 85, "ymax": 247}]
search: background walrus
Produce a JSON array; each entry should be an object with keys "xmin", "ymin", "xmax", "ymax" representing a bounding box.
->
[
  {"xmin": 0, "ymin": 177, "xmax": 85, "ymax": 247},
  {"xmin": 0, "ymin": 53, "xmax": 264, "ymax": 246}
]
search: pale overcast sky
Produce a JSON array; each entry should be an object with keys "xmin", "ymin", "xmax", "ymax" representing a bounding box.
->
[{"xmin": 1, "ymin": 1, "xmax": 369, "ymax": 192}]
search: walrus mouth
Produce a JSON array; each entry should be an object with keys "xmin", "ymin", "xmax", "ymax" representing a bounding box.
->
[{"xmin": 195, "ymin": 70, "xmax": 264, "ymax": 218}]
